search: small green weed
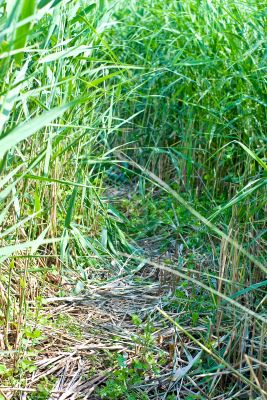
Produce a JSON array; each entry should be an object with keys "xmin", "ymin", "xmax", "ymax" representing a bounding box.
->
[{"xmin": 98, "ymin": 356, "xmax": 149, "ymax": 400}]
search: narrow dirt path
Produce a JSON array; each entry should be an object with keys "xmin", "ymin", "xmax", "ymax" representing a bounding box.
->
[
  {"xmin": 4, "ymin": 186, "xmax": 209, "ymax": 400},
  {"xmin": 24, "ymin": 278, "xmax": 177, "ymax": 399}
]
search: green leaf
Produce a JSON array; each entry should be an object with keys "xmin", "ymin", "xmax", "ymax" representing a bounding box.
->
[
  {"xmin": 0, "ymin": 237, "xmax": 60, "ymax": 261},
  {"xmin": 99, "ymin": 0, "xmax": 105, "ymax": 13},
  {"xmin": 24, "ymin": 328, "xmax": 42, "ymax": 339},
  {"xmin": 229, "ymin": 280, "xmax": 267, "ymax": 300},
  {"xmin": 0, "ymin": 60, "xmax": 29, "ymax": 133},
  {"xmin": 65, "ymin": 186, "xmax": 78, "ymax": 228},
  {"xmin": 38, "ymin": 0, "xmax": 51, "ymax": 7},
  {"xmin": 52, "ymin": 0, "xmax": 63, "ymax": 7},
  {"xmin": 71, "ymin": 4, "xmax": 96, "ymax": 24},
  {"xmin": 101, "ymin": 227, "xmax": 108, "ymax": 248},
  {"xmin": 14, "ymin": 0, "xmax": 35, "ymax": 65},
  {"xmin": 38, "ymin": 0, "xmax": 63, "ymax": 9},
  {"xmin": 117, "ymin": 354, "xmax": 126, "ymax": 368},
  {"xmin": 0, "ymin": 364, "xmax": 8, "ymax": 375},
  {"xmin": 0, "ymin": 103, "xmax": 70, "ymax": 159},
  {"xmin": 191, "ymin": 312, "xmax": 199, "ymax": 326},
  {"xmin": 131, "ymin": 314, "xmax": 142, "ymax": 326},
  {"xmin": 39, "ymin": 45, "xmax": 92, "ymax": 63}
]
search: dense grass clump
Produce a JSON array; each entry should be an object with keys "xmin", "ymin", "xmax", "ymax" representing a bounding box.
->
[{"xmin": 0, "ymin": 0, "xmax": 266, "ymax": 398}]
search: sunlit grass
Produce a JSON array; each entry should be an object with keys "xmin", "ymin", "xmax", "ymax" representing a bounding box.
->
[{"xmin": 0, "ymin": 0, "xmax": 266, "ymax": 398}]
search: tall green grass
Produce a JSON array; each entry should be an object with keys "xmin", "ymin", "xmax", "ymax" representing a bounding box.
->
[
  {"xmin": 0, "ymin": 0, "xmax": 266, "ymax": 397},
  {"xmin": 106, "ymin": 2, "xmax": 267, "ymax": 394},
  {"xmin": 0, "ymin": 0, "xmax": 132, "ymax": 354}
]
